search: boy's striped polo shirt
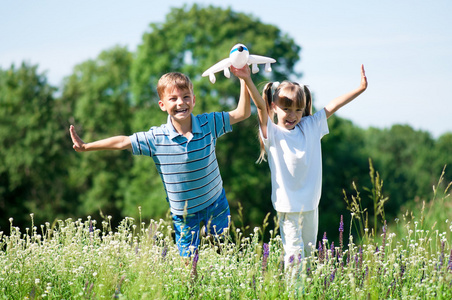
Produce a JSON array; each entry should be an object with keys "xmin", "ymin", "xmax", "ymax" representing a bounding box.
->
[{"xmin": 129, "ymin": 112, "xmax": 232, "ymax": 215}]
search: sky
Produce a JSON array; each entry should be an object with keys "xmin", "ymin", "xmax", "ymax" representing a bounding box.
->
[{"xmin": 1, "ymin": 0, "xmax": 451, "ymax": 138}]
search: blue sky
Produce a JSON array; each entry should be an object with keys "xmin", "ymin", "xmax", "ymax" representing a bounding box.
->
[{"xmin": 1, "ymin": 0, "xmax": 451, "ymax": 138}]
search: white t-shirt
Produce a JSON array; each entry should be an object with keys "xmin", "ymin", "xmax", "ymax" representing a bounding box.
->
[{"xmin": 260, "ymin": 109, "xmax": 329, "ymax": 212}]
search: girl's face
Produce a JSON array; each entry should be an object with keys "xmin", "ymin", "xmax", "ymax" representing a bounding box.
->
[{"xmin": 272, "ymin": 97, "xmax": 304, "ymax": 130}]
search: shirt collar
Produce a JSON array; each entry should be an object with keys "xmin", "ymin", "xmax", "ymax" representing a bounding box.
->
[{"xmin": 166, "ymin": 114, "xmax": 201, "ymax": 139}]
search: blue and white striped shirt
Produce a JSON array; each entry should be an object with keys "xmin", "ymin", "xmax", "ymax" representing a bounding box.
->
[{"xmin": 129, "ymin": 112, "xmax": 232, "ymax": 215}]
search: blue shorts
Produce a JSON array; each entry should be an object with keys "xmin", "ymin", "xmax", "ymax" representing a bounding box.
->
[{"xmin": 172, "ymin": 189, "xmax": 231, "ymax": 257}]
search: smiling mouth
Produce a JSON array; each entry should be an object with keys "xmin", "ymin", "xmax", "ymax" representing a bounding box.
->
[{"xmin": 175, "ymin": 108, "xmax": 188, "ymax": 114}]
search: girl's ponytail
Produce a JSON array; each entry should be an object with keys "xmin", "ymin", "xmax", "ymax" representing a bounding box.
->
[
  {"xmin": 257, "ymin": 82, "xmax": 275, "ymax": 163},
  {"xmin": 303, "ymin": 85, "xmax": 312, "ymax": 117},
  {"xmin": 263, "ymin": 82, "xmax": 274, "ymax": 121}
]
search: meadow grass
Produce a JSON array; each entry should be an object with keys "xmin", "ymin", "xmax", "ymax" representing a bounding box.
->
[{"xmin": 1, "ymin": 170, "xmax": 451, "ymax": 299}]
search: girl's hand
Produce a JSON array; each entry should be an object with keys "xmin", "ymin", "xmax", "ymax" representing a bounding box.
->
[
  {"xmin": 231, "ymin": 65, "xmax": 251, "ymax": 80},
  {"xmin": 360, "ymin": 64, "xmax": 368, "ymax": 91}
]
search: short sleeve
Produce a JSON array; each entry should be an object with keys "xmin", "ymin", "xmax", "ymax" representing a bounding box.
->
[
  {"xmin": 317, "ymin": 109, "xmax": 329, "ymax": 138},
  {"xmin": 298, "ymin": 109, "xmax": 329, "ymax": 139},
  {"xmin": 207, "ymin": 112, "xmax": 232, "ymax": 138},
  {"xmin": 129, "ymin": 130, "xmax": 154, "ymax": 156}
]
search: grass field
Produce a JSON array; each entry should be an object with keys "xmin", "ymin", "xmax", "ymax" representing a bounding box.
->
[{"xmin": 1, "ymin": 171, "xmax": 451, "ymax": 299}]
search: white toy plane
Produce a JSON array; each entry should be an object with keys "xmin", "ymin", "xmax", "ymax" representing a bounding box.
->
[{"xmin": 202, "ymin": 43, "xmax": 276, "ymax": 84}]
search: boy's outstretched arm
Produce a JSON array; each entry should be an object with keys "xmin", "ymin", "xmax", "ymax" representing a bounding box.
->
[
  {"xmin": 231, "ymin": 65, "xmax": 269, "ymax": 138},
  {"xmin": 70, "ymin": 125, "xmax": 131, "ymax": 152},
  {"xmin": 228, "ymin": 66, "xmax": 251, "ymax": 125},
  {"xmin": 324, "ymin": 64, "xmax": 368, "ymax": 119}
]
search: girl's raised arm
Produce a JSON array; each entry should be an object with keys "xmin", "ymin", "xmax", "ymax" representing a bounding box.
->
[
  {"xmin": 231, "ymin": 66, "xmax": 269, "ymax": 138},
  {"xmin": 324, "ymin": 65, "xmax": 367, "ymax": 119}
]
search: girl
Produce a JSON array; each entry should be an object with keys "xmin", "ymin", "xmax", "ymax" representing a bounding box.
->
[{"xmin": 242, "ymin": 65, "xmax": 367, "ymax": 265}]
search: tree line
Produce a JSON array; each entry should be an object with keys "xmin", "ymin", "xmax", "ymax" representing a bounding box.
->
[{"xmin": 1, "ymin": 5, "xmax": 450, "ymax": 239}]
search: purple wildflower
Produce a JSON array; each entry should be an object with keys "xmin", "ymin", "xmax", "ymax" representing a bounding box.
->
[
  {"xmin": 191, "ymin": 249, "xmax": 199, "ymax": 280},
  {"xmin": 386, "ymin": 281, "xmax": 394, "ymax": 299},
  {"xmin": 339, "ymin": 215, "xmax": 344, "ymax": 258},
  {"xmin": 439, "ymin": 240, "xmax": 445, "ymax": 269},
  {"xmin": 149, "ymin": 223, "xmax": 157, "ymax": 243},
  {"xmin": 330, "ymin": 268, "xmax": 336, "ymax": 282},
  {"xmin": 263, "ymin": 243, "xmax": 270, "ymax": 257},
  {"xmin": 193, "ymin": 249, "xmax": 199, "ymax": 266},
  {"xmin": 262, "ymin": 243, "xmax": 269, "ymax": 273},
  {"xmin": 448, "ymin": 249, "xmax": 452, "ymax": 272},
  {"xmin": 289, "ymin": 254, "xmax": 295, "ymax": 265},
  {"xmin": 318, "ymin": 241, "xmax": 324, "ymax": 263},
  {"xmin": 359, "ymin": 246, "xmax": 363, "ymax": 269},
  {"xmin": 162, "ymin": 244, "xmax": 168, "ymax": 259},
  {"xmin": 400, "ymin": 263, "xmax": 405, "ymax": 278},
  {"xmin": 279, "ymin": 252, "xmax": 285, "ymax": 274},
  {"xmin": 330, "ymin": 241, "xmax": 335, "ymax": 258},
  {"xmin": 88, "ymin": 219, "xmax": 94, "ymax": 244}
]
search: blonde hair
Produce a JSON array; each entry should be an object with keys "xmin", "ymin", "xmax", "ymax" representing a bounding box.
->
[
  {"xmin": 157, "ymin": 72, "xmax": 193, "ymax": 99},
  {"xmin": 257, "ymin": 81, "xmax": 312, "ymax": 163}
]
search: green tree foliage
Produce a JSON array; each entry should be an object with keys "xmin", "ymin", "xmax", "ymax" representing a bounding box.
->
[
  {"xmin": 433, "ymin": 133, "xmax": 452, "ymax": 188},
  {"xmin": 0, "ymin": 63, "xmax": 69, "ymax": 230},
  {"xmin": 61, "ymin": 46, "xmax": 134, "ymax": 220},
  {"xmin": 320, "ymin": 116, "xmax": 370, "ymax": 235},
  {"xmin": 363, "ymin": 125, "xmax": 439, "ymax": 215}
]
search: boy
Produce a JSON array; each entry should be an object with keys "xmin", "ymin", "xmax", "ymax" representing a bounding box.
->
[{"xmin": 70, "ymin": 70, "xmax": 251, "ymax": 256}]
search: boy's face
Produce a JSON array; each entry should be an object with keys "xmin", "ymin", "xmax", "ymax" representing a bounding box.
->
[{"xmin": 158, "ymin": 86, "xmax": 195, "ymax": 123}]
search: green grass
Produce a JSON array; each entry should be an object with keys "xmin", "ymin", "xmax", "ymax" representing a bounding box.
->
[{"xmin": 1, "ymin": 170, "xmax": 451, "ymax": 299}]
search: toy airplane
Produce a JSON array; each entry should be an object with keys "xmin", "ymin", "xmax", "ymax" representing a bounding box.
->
[{"xmin": 202, "ymin": 43, "xmax": 276, "ymax": 84}]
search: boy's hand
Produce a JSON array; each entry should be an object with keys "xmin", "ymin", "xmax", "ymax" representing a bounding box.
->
[
  {"xmin": 70, "ymin": 125, "xmax": 86, "ymax": 152},
  {"xmin": 230, "ymin": 65, "xmax": 251, "ymax": 80}
]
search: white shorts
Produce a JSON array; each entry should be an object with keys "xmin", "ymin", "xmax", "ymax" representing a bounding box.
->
[{"xmin": 278, "ymin": 208, "xmax": 318, "ymax": 265}]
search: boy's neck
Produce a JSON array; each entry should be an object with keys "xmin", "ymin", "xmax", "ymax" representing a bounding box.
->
[{"xmin": 171, "ymin": 115, "xmax": 193, "ymax": 138}]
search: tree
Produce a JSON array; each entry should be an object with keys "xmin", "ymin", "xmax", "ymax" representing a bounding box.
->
[
  {"xmin": 363, "ymin": 125, "xmax": 436, "ymax": 215},
  {"xmin": 61, "ymin": 46, "xmax": 134, "ymax": 220},
  {"xmin": 131, "ymin": 4, "xmax": 300, "ymax": 108},
  {"xmin": 0, "ymin": 63, "xmax": 69, "ymax": 231},
  {"xmin": 433, "ymin": 133, "xmax": 452, "ymax": 189},
  {"xmin": 320, "ymin": 116, "xmax": 370, "ymax": 238}
]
